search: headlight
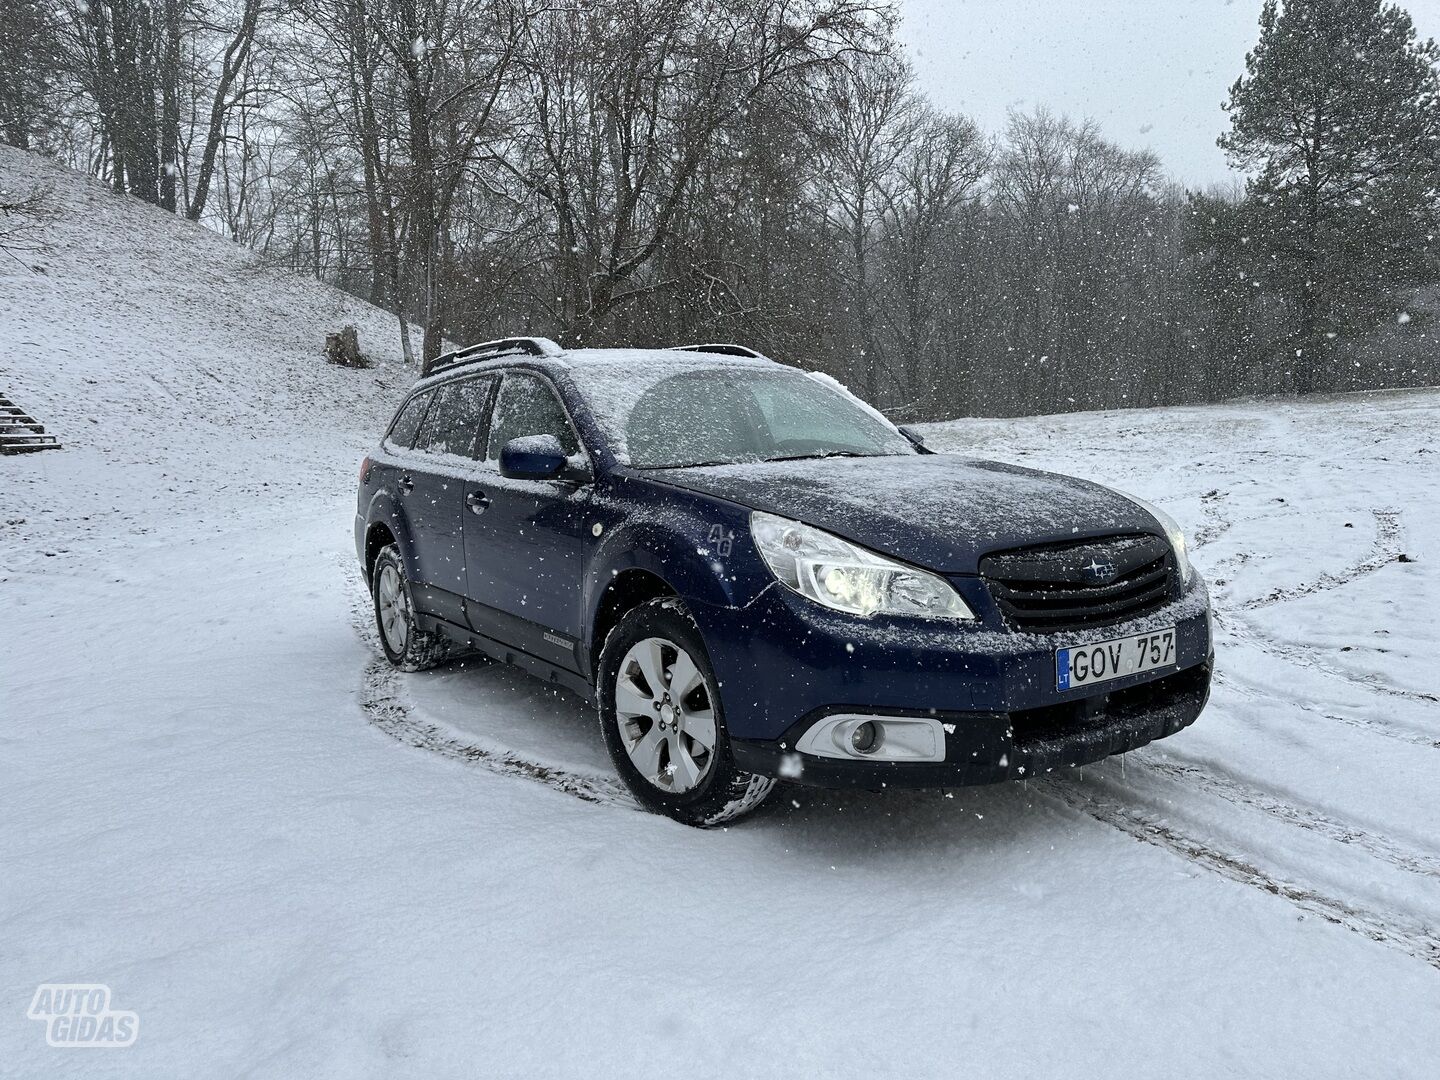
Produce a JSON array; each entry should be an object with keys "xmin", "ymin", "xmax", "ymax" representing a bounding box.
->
[
  {"xmin": 750, "ymin": 512, "xmax": 975, "ymax": 619},
  {"xmin": 1122, "ymin": 494, "xmax": 1193, "ymax": 585}
]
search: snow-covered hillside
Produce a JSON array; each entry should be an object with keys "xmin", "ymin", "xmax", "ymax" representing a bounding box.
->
[
  {"xmin": 0, "ymin": 143, "xmax": 408, "ymax": 571},
  {"xmin": 2, "ymin": 146, "xmax": 1438, "ymax": 1078}
]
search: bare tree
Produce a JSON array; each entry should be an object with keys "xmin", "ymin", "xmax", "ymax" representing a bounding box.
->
[
  {"xmin": 504, "ymin": 0, "xmax": 889, "ymax": 347},
  {"xmin": 0, "ymin": 0, "xmax": 63, "ymax": 150},
  {"xmin": 990, "ymin": 109, "xmax": 1162, "ymax": 406},
  {"xmin": 54, "ymin": 0, "xmax": 264, "ymax": 214},
  {"xmin": 320, "ymin": 0, "xmax": 522, "ymax": 369},
  {"xmin": 813, "ymin": 51, "xmax": 916, "ymax": 399},
  {"xmin": 186, "ymin": 0, "xmax": 264, "ymax": 220},
  {"xmin": 879, "ymin": 107, "xmax": 988, "ymax": 412}
]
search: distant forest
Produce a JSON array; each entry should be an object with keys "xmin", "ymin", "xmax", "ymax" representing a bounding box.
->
[{"xmin": 4, "ymin": 0, "xmax": 1438, "ymax": 417}]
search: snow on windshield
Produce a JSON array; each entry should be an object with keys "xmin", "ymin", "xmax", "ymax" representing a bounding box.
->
[{"xmin": 568, "ymin": 356, "xmax": 915, "ymax": 468}]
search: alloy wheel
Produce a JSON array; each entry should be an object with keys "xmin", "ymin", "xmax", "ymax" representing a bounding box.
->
[
  {"xmin": 614, "ymin": 636, "xmax": 718, "ymax": 793},
  {"xmin": 376, "ymin": 563, "xmax": 410, "ymax": 654}
]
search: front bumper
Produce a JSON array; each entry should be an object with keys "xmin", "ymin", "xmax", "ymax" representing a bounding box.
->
[
  {"xmin": 732, "ymin": 660, "xmax": 1210, "ymax": 788},
  {"xmin": 690, "ymin": 573, "xmax": 1213, "ymax": 788}
]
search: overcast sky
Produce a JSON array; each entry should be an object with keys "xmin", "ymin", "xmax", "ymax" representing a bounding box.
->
[{"xmin": 899, "ymin": 0, "xmax": 1440, "ymax": 188}]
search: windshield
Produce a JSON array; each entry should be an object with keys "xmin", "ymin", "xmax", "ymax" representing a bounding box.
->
[{"xmin": 571, "ymin": 362, "xmax": 916, "ymax": 468}]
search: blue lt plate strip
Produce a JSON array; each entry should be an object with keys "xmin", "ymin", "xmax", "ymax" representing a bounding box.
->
[{"xmin": 1056, "ymin": 648, "xmax": 1071, "ymax": 691}]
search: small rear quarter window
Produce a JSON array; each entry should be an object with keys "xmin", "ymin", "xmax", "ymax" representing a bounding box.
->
[{"xmin": 384, "ymin": 391, "xmax": 432, "ymax": 450}]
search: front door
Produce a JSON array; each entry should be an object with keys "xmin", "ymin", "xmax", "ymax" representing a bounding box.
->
[{"xmin": 463, "ymin": 371, "xmax": 590, "ymax": 671}]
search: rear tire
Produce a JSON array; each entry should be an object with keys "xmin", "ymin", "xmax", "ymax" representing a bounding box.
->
[
  {"xmin": 371, "ymin": 544, "xmax": 451, "ymax": 672},
  {"xmin": 598, "ymin": 598, "xmax": 775, "ymax": 827}
]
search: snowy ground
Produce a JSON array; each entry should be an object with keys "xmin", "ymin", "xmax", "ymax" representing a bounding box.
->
[{"xmin": 3, "ymin": 146, "xmax": 1439, "ymax": 1078}]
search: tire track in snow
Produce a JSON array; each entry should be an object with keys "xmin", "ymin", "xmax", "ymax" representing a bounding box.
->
[
  {"xmin": 1214, "ymin": 669, "xmax": 1440, "ymax": 750},
  {"xmin": 359, "ymin": 652, "xmax": 635, "ymax": 808},
  {"xmin": 1190, "ymin": 489, "xmax": 1232, "ymax": 550},
  {"xmin": 1241, "ymin": 509, "xmax": 1405, "ymax": 610},
  {"xmin": 1048, "ymin": 781, "xmax": 1440, "ymax": 971},
  {"xmin": 1217, "ymin": 610, "xmax": 1439, "ymax": 706},
  {"xmin": 1127, "ymin": 754, "xmax": 1440, "ymax": 880},
  {"xmin": 342, "ymin": 560, "xmax": 635, "ymax": 810}
]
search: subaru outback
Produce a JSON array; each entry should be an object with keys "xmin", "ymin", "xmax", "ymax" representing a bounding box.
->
[{"xmin": 356, "ymin": 337, "xmax": 1212, "ymax": 825}]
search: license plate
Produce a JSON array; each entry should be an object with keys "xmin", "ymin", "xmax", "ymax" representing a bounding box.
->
[{"xmin": 1056, "ymin": 628, "xmax": 1176, "ymax": 691}]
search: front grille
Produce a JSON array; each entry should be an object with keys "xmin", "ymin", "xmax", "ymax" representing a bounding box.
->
[{"xmin": 980, "ymin": 534, "xmax": 1175, "ymax": 631}]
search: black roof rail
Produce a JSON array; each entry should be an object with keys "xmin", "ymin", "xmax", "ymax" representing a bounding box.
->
[
  {"xmin": 669, "ymin": 343, "xmax": 770, "ymax": 360},
  {"xmin": 427, "ymin": 336, "xmax": 563, "ymax": 377}
]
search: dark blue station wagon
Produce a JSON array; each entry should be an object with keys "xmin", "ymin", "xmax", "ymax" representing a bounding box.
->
[{"xmin": 356, "ymin": 337, "xmax": 1212, "ymax": 825}]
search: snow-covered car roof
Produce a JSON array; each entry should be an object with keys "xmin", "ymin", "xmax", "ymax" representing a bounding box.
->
[
  {"xmin": 561, "ymin": 346, "xmax": 769, "ymax": 365},
  {"xmin": 411, "ymin": 343, "xmax": 774, "ymax": 392}
]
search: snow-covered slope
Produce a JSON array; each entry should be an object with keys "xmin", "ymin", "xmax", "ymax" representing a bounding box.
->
[
  {"xmin": 3, "ymin": 146, "xmax": 1439, "ymax": 1078},
  {"xmin": 0, "ymin": 143, "xmax": 407, "ymax": 573}
]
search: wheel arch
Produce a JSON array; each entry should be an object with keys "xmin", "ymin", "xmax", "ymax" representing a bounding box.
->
[
  {"xmin": 361, "ymin": 485, "xmax": 421, "ymax": 585},
  {"xmin": 364, "ymin": 521, "xmax": 398, "ymax": 584},
  {"xmin": 588, "ymin": 568, "xmax": 677, "ymax": 677},
  {"xmin": 580, "ymin": 485, "xmax": 770, "ymax": 680}
]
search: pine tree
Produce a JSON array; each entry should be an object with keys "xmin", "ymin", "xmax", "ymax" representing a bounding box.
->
[{"xmin": 1218, "ymin": 0, "xmax": 1440, "ymax": 392}]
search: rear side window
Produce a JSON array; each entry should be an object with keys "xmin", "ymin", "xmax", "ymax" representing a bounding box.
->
[
  {"xmin": 415, "ymin": 376, "xmax": 494, "ymax": 459},
  {"xmin": 384, "ymin": 391, "xmax": 432, "ymax": 450},
  {"xmin": 485, "ymin": 373, "xmax": 580, "ymax": 460}
]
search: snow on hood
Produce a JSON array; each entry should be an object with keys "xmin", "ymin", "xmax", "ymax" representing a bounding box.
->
[{"xmin": 646, "ymin": 453, "xmax": 1160, "ymax": 574}]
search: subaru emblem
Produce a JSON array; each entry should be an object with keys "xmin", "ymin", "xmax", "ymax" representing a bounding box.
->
[{"xmin": 1081, "ymin": 558, "xmax": 1119, "ymax": 583}]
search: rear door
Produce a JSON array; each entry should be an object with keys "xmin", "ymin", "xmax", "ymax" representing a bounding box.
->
[
  {"xmin": 405, "ymin": 374, "xmax": 496, "ymax": 627},
  {"xmin": 463, "ymin": 371, "xmax": 591, "ymax": 670},
  {"xmin": 368, "ymin": 388, "xmax": 433, "ymax": 574}
]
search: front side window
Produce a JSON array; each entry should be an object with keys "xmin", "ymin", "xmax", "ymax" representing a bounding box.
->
[
  {"xmin": 414, "ymin": 376, "xmax": 494, "ymax": 459},
  {"xmin": 485, "ymin": 373, "xmax": 581, "ymax": 461},
  {"xmin": 384, "ymin": 390, "xmax": 432, "ymax": 450}
]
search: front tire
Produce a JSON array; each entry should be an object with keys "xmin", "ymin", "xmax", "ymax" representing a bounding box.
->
[
  {"xmin": 371, "ymin": 544, "xmax": 450, "ymax": 672},
  {"xmin": 598, "ymin": 598, "xmax": 775, "ymax": 827}
]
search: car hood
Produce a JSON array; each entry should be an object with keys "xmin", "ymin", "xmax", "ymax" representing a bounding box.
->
[{"xmin": 648, "ymin": 454, "xmax": 1159, "ymax": 574}]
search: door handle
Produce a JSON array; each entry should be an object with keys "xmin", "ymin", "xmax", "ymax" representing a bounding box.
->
[
  {"xmin": 398, "ymin": 474, "xmax": 415, "ymax": 494},
  {"xmin": 466, "ymin": 490, "xmax": 490, "ymax": 515}
]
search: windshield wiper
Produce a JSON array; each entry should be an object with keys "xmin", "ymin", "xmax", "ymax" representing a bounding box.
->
[
  {"xmin": 639, "ymin": 459, "xmax": 742, "ymax": 470},
  {"xmin": 641, "ymin": 450, "xmax": 886, "ymax": 469},
  {"xmin": 762, "ymin": 450, "xmax": 874, "ymax": 463}
]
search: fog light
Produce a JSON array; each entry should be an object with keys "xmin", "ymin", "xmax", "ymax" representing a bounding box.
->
[
  {"xmin": 849, "ymin": 720, "xmax": 883, "ymax": 755},
  {"xmin": 798, "ymin": 714, "xmax": 945, "ymax": 763}
]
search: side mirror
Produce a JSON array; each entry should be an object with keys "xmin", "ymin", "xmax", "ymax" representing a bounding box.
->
[
  {"xmin": 897, "ymin": 424, "xmax": 932, "ymax": 453},
  {"xmin": 499, "ymin": 434, "xmax": 568, "ymax": 480}
]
